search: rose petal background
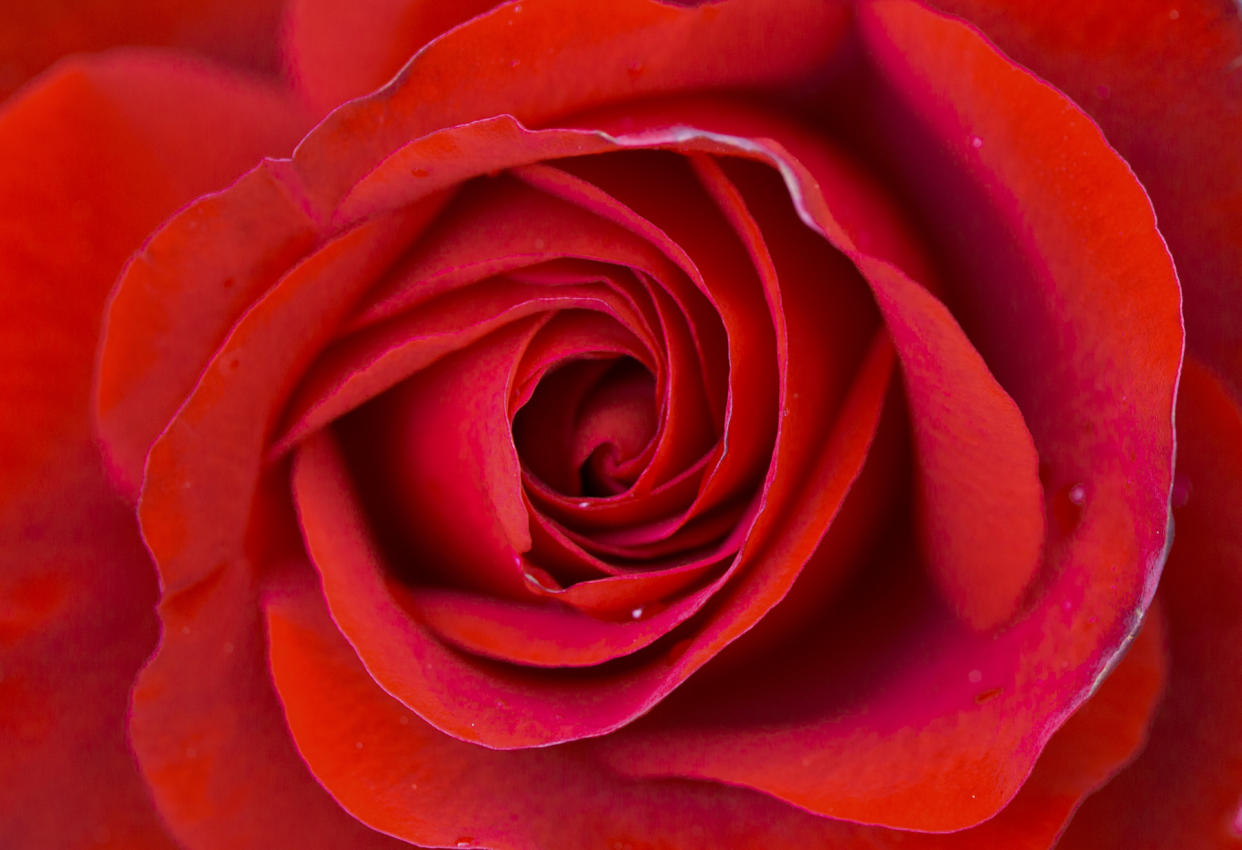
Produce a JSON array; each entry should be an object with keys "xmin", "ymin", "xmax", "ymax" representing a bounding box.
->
[
  {"xmin": 0, "ymin": 42, "xmax": 305, "ymax": 850},
  {"xmin": 3, "ymin": 0, "xmax": 1239, "ymax": 847},
  {"xmin": 0, "ymin": 0, "xmax": 287, "ymax": 100}
]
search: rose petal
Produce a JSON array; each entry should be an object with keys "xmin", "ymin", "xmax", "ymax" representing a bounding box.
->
[
  {"xmin": 0, "ymin": 51, "xmax": 304, "ymax": 495},
  {"xmin": 860, "ymin": 254, "xmax": 1044, "ymax": 629},
  {"xmin": 282, "ymin": 0, "xmax": 500, "ymax": 116},
  {"xmin": 96, "ymin": 163, "xmax": 319, "ymax": 495},
  {"xmin": 1058, "ymin": 358, "xmax": 1242, "ymax": 848},
  {"xmin": 666, "ymin": 119, "xmax": 1043, "ymax": 629},
  {"xmin": 0, "ymin": 446, "xmax": 177, "ymax": 849},
  {"xmin": 292, "ymin": 0, "xmax": 853, "ymax": 217},
  {"xmin": 263, "ymin": 554, "xmax": 1163, "ymax": 850},
  {"xmin": 129, "ymin": 553, "xmax": 409, "ymax": 850},
  {"xmin": 336, "ymin": 318, "xmax": 545, "ymax": 598},
  {"xmin": 930, "ymin": 0, "xmax": 1242, "ymax": 399},
  {"xmin": 0, "ymin": 0, "xmax": 287, "ymax": 99},
  {"xmin": 855, "ymin": 0, "xmax": 1180, "ymax": 578},
  {"xmin": 590, "ymin": 0, "xmax": 1180, "ymax": 829},
  {"xmin": 134, "ymin": 206, "xmax": 434, "ymax": 596},
  {"xmin": 0, "ymin": 48, "xmax": 311, "ymax": 850}
]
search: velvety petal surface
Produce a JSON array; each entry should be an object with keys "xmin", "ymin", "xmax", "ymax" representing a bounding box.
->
[
  {"xmin": 0, "ymin": 447, "xmax": 177, "ymax": 849},
  {"xmin": 129, "ymin": 552, "xmax": 411, "ymax": 850},
  {"xmin": 282, "ymin": 0, "xmax": 501, "ymax": 116},
  {"xmin": 3, "ymin": 51, "xmax": 305, "ymax": 496},
  {"xmin": 264, "ymin": 561, "xmax": 1164, "ymax": 850},
  {"xmin": 291, "ymin": 0, "xmax": 853, "ymax": 217},
  {"xmin": 1058, "ymin": 358, "xmax": 1242, "ymax": 849},
  {"xmin": 132, "ymin": 203, "xmax": 432, "ymax": 596},
  {"xmin": 127, "ymin": 206, "xmax": 437, "ymax": 845},
  {"xmin": 930, "ymin": 0, "xmax": 1242, "ymax": 400},
  {"xmin": 0, "ymin": 0, "xmax": 288, "ymax": 99},
  {"xmin": 0, "ymin": 51, "xmax": 311, "ymax": 849},
  {"xmin": 588, "ymin": 0, "xmax": 1180, "ymax": 831}
]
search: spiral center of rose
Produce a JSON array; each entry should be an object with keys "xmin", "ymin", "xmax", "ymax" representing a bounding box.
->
[{"xmin": 513, "ymin": 355, "xmax": 659, "ymax": 499}]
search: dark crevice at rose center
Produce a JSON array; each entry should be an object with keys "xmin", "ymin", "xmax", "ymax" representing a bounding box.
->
[{"xmin": 513, "ymin": 355, "xmax": 659, "ymax": 499}]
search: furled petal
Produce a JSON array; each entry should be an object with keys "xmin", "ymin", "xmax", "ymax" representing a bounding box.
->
[
  {"xmin": 288, "ymin": 329, "xmax": 890, "ymax": 747},
  {"xmin": 589, "ymin": 0, "xmax": 1181, "ymax": 830},
  {"xmin": 861, "ymin": 254, "xmax": 1044, "ymax": 630},
  {"xmin": 134, "ymin": 207, "xmax": 433, "ymax": 594}
]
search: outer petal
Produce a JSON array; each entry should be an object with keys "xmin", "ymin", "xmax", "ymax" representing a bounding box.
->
[
  {"xmin": 0, "ymin": 50, "xmax": 324, "ymax": 850},
  {"xmin": 129, "ymin": 551, "xmax": 412, "ymax": 850},
  {"xmin": 263, "ymin": 563, "xmax": 1164, "ymax": 850},
  {"xmin": 0, "ymin": 53, "xmax": 306, "ymax": 849},
  {"xmin": 1058, "ymin": 358, "xmax": 1242, "ymax": 848},
  {"xmin": 930, "ymin": 0, "xmax": 1242, "ymax": 399},
  {"xmin": 0, "ymin": 448, "xmax": 177, "ymax": 849},
  {"xmin": 3, "ymin": 51, "xmax": 306, "ymax": 496},
  {"xmin": 0, "ymin": 0, "xmax": 288, "ymax": 100},
  {"xmin": 290, "ymin": 0, "xmax": 853, "ymax": 216},
  {"xmin": 282, "ymin": 0, "xmax": 500, "ymax": 116}
]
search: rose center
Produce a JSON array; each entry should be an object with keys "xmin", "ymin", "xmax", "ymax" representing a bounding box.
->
[{"xmin": 513, "ymin": 355, "xmax": 658, "ymax": 498}]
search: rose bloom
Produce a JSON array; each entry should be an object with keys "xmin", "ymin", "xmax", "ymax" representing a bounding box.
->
[{"xmin": 2, "ymin": 0, "xmax": 1241, "ymax": 848}]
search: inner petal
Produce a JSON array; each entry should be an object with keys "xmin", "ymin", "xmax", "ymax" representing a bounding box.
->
[{"xmin": 515, "ymin": 356, "xmax": 658, "ymax": 499}]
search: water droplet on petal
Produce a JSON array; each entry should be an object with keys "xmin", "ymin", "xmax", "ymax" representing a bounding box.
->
[
  {"xmin": 456, "ymin": 839, "xmax": 476, "ymax": 848},
  {"xmin": 398, "ymin": 715, "xmax": 409, "ymax": 726},
  {"xmin": 355, "ymin": 741, "xmax": 363, "ymax": 750},
  {"xmin": 1095, "ymin": 84, "xmax": 1112, "ymax": 100},
  {"xmin": 410, "ymin": 167, "xmax": 429, "ymax": 177},
  {"xmin": 523, "ymin": 566, "xmax": 558, "ymax": 592},
  {"xmin": 577, "ymin": 500, "xmax": 591, "ymax": 508},
  {"xmin": 1168, "ymin": 8, "xmax": 1180, "ymax": 20},
  {"xmin": 969, "ymin": 135, "xmax": 983, "ymax": 149},
  {"xmin": 509, "ymin": 59, "xmax": 520, "ymax": 69},
  {"xmin": 533, "ymin": 237, "xmax": 546, "ymax": 250},
  {"xmin": 967, "ymin": 669, "xmax": 983, "ymax": 684},
  {"xmin": 1067, "ymin": 483, "xmax": 1088, "ymax": 506},
  {"xmin": 630, "ymin": 606, "xmax": 644, "ymax": 619}
]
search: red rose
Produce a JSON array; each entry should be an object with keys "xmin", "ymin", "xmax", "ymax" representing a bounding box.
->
[{"xmin": 2, "ymin": 1, "xmax": 1240, "ymax": 848}]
